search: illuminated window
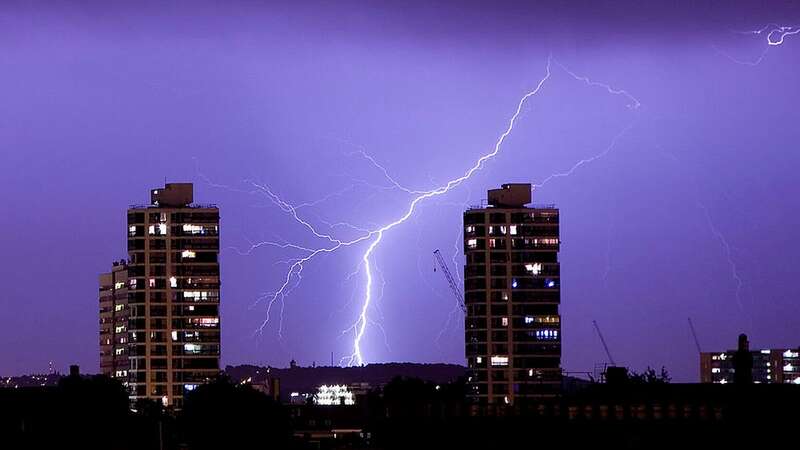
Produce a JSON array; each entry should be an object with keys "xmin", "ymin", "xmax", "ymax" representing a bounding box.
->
[
  {"xmin": 524, "ymin": 316, "xmax": 534, "ymax": 324},
  {"xmin": 183, "ymin": 224, "xmax": 216, "ymax": 236},
  {"xmin": 114, "ymin": 281, "xmax": 125, "ymax": 290},
  {"xmin": 314, "ymin": 385, "xmax": 356, "ymax": 406},
  {"xmin": 148, "ymin": 224, "xmax": 167, "ymax": 236},
  {"xmin": 511, "ymin": 279, "xmax": 518, "ymax": 288},
  {"xmin": 501, "ymin": 317, "xmax": 508, "ymax": 327},
  {"xmin": 149, "ymin": 278, "xmax": 156, "ymax": 288},
  {"xmin": 129, "ymin": 226, "xmax": 137, "ymax": 236},
  {"xmin": 129, "ymin": 279, "xmax": 138, "ymax": 289},
  {"xmin": 711, "ymin": 368, "xmax": 720, "ymax": 373},
  {"xmin": 115, "ymin": 348, "xmax": 124, "ymax": 355},
  {"xmin": 184, "ymin": 343, "xmax": 202, "ymax": 354},
  {"xmin": 509, "ymin": 225, "xmax": 517, "ymax": 235},
  {"xmin": 491, "ymin": 356, "xmax": 509, "ymax": 367},
  {"xmin": 183, "ymin": 291, "xmax": 217, "ymax": 301},
  {"xmin": 182, "ymin": 250, "xmax": 196, "ymax": 259},
  {"xmin": 171, "ymin": 331, "xmax": 178, "ymax": 341},
  {"xmin": 465, "ymin": 225, "xmax": 475, "ymax": 233},
  {"xmin": 115, "ymin": 304, "xmax": 124, "ymax": 312},
  {"xmin": 170, "ymin": 277, "xmax": 177, "ymax": 288},
  {"xmin": 525, "ymin": 263, "xmax": 542, "ymax": 276},
  {"xmin": 476, "ymin": 356, "xmax": 483, "ymax": 364},
  {"xmin": 535, "ymin": 329, "xmax": 559, "ymax": 340},
  {"xmin": 192, "ymin": 317, "xmax": 219, "ymax": 327},
  {"xmin": 115, "ymin": 325, "xmax": 125, "ymax": 333},
  {"xmin": 467, "ymin": 239, "xmax": 477, "ymax": 249}
]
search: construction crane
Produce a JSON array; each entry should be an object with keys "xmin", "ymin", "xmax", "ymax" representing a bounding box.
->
[
  {"xmin": 433, "ymin": 249, "xmax": 466, "ymax": 314},
  {"xmin": 688, "ymin": 317, "xmax": 702, "ymax": 354},
  {"xmin": 592, "ymin": 320, "xmax": 616, "ymax": 366}
]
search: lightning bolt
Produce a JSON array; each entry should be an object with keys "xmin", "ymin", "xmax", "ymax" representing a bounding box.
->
[
  {"xmin": 344, "ymin": 56, "xmax": 555, "ymax": 365},
  {"xmin": 697, "ymin": 203, "xmax": 745, "ymax": 310},
  {"xmin": 745, "ymin": 24, "xmax": 800, "ymax": 46},
  {"xmin": 715, "ymin": 23, "xmax": 799, "ymax": 66},
  {"xmin": 534, "ymin": 120, "xmax": 636, "ymax": 189},
  {"xmin": 213, "ymin": 54, "xmax": 640, "ymax": 367}
]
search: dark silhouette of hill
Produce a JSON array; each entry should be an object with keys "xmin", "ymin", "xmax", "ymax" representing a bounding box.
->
[{"xmin": 225, "ymin": 362, "xmax": 465, "ymax": 400}]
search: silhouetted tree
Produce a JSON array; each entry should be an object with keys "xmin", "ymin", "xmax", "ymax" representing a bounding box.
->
[
  {"xmin": 180, "ymin": 376, "xmax": 290, "ymax": 450},
  {"xmin": 629, "ymin": 366, "xmax": 671, "ymax": 384}
]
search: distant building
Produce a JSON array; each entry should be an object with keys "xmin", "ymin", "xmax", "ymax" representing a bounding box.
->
[
  {"xmin": 463, "ymin": 183, "xmax": 561, "ymax": 408},
  {"xmin": 701, "ymin": 345, "xmax": 800, "ymax": 384},
  {"xmin": 125, "ymin": 183, "xmax": 221, "ymax": 408},
  {"xmin": 99, "ymin": 260, "xmax": 129, "ymax": 381}
]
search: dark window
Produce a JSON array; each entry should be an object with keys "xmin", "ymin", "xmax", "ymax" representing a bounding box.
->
[{"xmin": 489, "ymin": 213, "xmax": 506, "ymax": 224}]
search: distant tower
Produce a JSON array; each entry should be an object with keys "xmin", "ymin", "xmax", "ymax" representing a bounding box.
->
[
  {"xmin": 463, "ymin": 184, "xmax": 561, "ymax": 409},
  {"xmin": 126, "ymin": 183, "xmax": 221, "ymax": 408},
  {"xmin": 733, "ymin": 333, "xmax": 753, "ymax": 384}
]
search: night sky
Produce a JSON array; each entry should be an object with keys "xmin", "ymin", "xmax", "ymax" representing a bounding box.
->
[{"xmin": 1, "ymin": 1, "xmax": 799, "ymax": 381}]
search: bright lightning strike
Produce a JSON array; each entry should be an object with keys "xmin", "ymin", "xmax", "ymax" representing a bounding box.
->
[
  {"xmin": 344, "ymin": 56, "xmax": 555, "ymax": 365},
  {"xmin": 715, "ymin": 24, "xmax": 799, "ymax": 66},
  {"xmin": 238, "ymin": 54, "xmax": 639, "ymax": 367},
  {"xmin": 745, "ymin": 24, "xmax": 800, "ymax": 46}
]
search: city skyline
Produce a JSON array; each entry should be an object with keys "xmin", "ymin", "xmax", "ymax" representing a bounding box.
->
[{"xmin": 2, "ymin": 1, "xmax": 800, "ymax": 382}]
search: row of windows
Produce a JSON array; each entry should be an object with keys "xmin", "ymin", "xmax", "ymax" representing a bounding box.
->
[
  {"xmin": 128, "ymin": 265, "xmax": 220, "ymax": 277},
  {"xmin": 465, "ymin": 277, "xmax": 559, "ymax": 290},
  {"xmin": 128, "ymin": 212, "xmax": 218, "ymax": 225},
  {"xmin": 466, "ymin": 369, "xmax": 561, "ymax": 383},
  {"xmin": 464, "ymin": 211, "xmax": 559, "ymax": 225},
  {"xmin": 465, "ymin": 224, "xmax": 559, "ymax": 238},
  {"xmin": 128, "ymin": 290, "xmax": 219, "ymax": 304},
  {"xmin": 465, "ymin": 263, "xmax": 560, "ymax": 277},
  {"xmin": 127, "ymin": 317, "xmax": 220, "ymax": 331},
  {"xmin": 467, "ymin": 315, "xmax": 560, "ymax": 329},
  {"xmin": 466, "ymin": 238, "xmax": 559, "ymax": 251},
  {"xmin": 127, "ymin": 304, "xmax": 218, "ymax": 317},
  {"xmin": 466, "ymin": 303, "xmax": 558, "ymax": 317},
  {"xmin": 465, "ymin": 290, "xmax": 560, "ymax": 303},
  {"xmin": 466, "ymin": 343, "xmax": 561, "ymax": 357},
  {"xmin": 129, "ymin": 356, "xmax": 219, "ymax": 370},
  {"xmin": 128, "ymin": 344, "xmax": 220, "ymax": 357},
  {"xmin": 126, "ymin": 330, "xmax": 220, "ymax": 344},
  {"xmin": 466, "ymin": 329, "xmax": 560, "ymax": 342},
  {"xmin": 466, "ymin": 251, "xmax": 558, "ymax": 264}
]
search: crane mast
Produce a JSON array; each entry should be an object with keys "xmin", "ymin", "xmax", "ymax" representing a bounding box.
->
[
  {"xmin": 433, "ymin": 249, "xmax": 466, "ymax": 314},
  {"xmin": 592, "ymin": 320, "xmax": 616, "ymax": 366},
  {"xmin": 688, "ymin": 317, "xmax": 702, "ymax": 353}
]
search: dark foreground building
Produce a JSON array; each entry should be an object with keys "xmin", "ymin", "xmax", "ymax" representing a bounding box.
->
[{"xmin": 463, "ymin": 183, "xmax": 561, "ymax": 408}]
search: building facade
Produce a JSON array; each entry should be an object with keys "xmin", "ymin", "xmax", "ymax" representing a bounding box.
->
[
  {"xmin": 463, "ymin": 183, "xmax": 561, "ymax": 407},
  {"xmin": 99, "ymin": 260, "xmax": 129, "ymax": 380},
  {"xmin": 701, "ymin": 348, "xmax": 800, "ymax": 384},
  {"xmin": 126, "ymin": 183, "xmax": 221, "ymax": 408}
]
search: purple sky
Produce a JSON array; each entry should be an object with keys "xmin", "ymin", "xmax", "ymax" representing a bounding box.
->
[{"xmin": 1, "ymin": 1, "xmax": 799, "ymax": 381}]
